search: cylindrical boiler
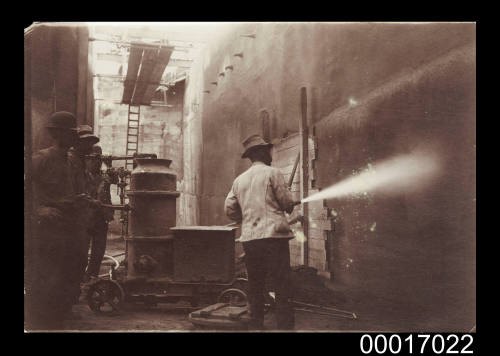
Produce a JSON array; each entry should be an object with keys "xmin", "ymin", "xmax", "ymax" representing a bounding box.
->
[{"xmin": 126, "ymin": 158, "xmax": 180, "ymax": 279}]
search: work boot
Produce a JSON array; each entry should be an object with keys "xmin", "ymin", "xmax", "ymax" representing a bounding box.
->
[{"xmin": 247, "ymin": 317, "xmax": 265, "ymax": 331}]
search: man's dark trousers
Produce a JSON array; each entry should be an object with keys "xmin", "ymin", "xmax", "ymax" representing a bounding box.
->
[
  {"xmin": 242, "ymin": 238, "xmax": 294, "ymax": 330},
  {"xmin": 86, "ymin": 219, "xmax": 108, "ymax": 277}
]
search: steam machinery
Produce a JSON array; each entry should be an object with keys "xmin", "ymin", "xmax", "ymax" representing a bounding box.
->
[{"xmin": 86, "ymin": 156, "xmax": 248, "ymax": 314}]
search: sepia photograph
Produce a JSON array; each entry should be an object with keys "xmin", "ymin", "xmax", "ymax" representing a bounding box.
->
[{"xmin": 24, "ymin": 21, "xmax": 476, "ymax": 335}]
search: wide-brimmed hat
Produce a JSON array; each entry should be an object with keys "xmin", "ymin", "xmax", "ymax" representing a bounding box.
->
[
  {"xmin": 77, "ymin": 125, "xmax": 100, "ymax": 144},
  {"xmin": 46, "ymin": 111, "xmax": 78, "ymax": 131},
  {"xmin": 88, "ymin": 144, "xmax": 103, "ymax": 157},
  {"xmin": 241, "ymin": 134, "xmax": 273, "ymax": 158}
]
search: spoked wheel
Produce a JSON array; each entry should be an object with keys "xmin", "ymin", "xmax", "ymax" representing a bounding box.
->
[
  {"xmin": 230, "ymin": 278, "xmax": 249, "ymax": 294},
  {"xmin": 217, "ymin": 288, "xmax": 248, "ymax": 307},
  {"xmin": 87, "ymin": 279, "xmax": 125, "ymax": 315}
]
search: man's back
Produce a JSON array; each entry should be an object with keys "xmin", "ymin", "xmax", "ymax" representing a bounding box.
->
[
  {"xmin": 225, "ymin": 162, "xmax": 295, "ymax": 242},
  {"xmin": 32, "ymin": 146, "xmax": 75, "ymax": 208}
]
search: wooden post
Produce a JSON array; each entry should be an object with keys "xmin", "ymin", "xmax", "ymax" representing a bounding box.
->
[
  {"xmin": 24, "ymin": 29, "xmax": 33, "ymax": 328},
  {"xmin": 260, "ymin": 109, "xmax": 271, "ymax": 143},
  {"xmin": 300, "ymin": 87, "xmax": 309, "ymax": 267},
  {"xmin": 77, "ymin": 26, "xmax": 89, "ymax": 126}
]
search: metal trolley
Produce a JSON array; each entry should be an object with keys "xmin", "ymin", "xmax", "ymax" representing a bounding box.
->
[{"xmin": 86, "ymin": 158, "xmax": 248, "ymax": 314}]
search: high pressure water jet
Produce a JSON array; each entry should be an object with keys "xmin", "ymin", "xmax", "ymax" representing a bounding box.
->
[{"xmin": 299, "ymin": 150, "xmax": 441, "ymax": 204}]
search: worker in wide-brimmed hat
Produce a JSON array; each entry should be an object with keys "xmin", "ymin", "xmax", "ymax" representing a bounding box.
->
[
  {"xmin": 69, "ymin": 125, "xmax": 100, "ymax": 194},
  {"xmin": 83, "ymin": 144, "xmax": 114, "ymax": 283},
  {"xmin": 67, "ymin": 125, "xmax": 104, "ymax": 303},
  {"xmin": 30, "ymin": 111, "xmax": 83, "ymax": 330},
  {"xmin": 224, "ymin": 134, "xmax": 300, "ymax": 330}
]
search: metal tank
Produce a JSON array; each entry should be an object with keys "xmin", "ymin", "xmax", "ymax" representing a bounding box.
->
[
  {"xmin": 126, "ymin": 158, "xmax": 180, "ymax": 279},
  {"xmin": 87, "ymin": 157, "xmax": 247, "ymax": 314}
]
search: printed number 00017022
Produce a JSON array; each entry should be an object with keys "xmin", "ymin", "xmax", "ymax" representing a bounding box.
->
[{"xmin": 359, "ymin": 334, "xmax": 474, "ymax": 354}]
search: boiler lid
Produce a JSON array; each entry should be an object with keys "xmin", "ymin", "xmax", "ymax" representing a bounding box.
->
[{"xmin": 171, "ymin": 226, "xmax": 239, "ymax": 231}]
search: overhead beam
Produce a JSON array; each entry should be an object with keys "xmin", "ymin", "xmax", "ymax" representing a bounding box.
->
[
  {"xmin": 97, "ymin": 53, "xmax": 123, "ymax": 62},
  {"xmin": 167, "ymin": 58, "xmax": 193, "ymax": 67},
  {"xmin": 119, "ymin": 27, "xmax": 210, "ymax": 43},
  {"xmin": 89, "ymin": 37, "xmax": 204, "ymax": 51},
  {"xmin": 95, "ymin": 73, "xmax": 179, "ymax": 86}
]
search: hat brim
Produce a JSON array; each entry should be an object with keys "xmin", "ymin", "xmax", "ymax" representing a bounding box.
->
[
  {"xmin": 79, "ymin": 135, "xmax": 100, "ymax": 144},
  {"xmin": 241, "ymin": 143, "xmax": 273, "ymax": 158},
  {"xmin": 46, "ymin": 126, "xmax": 78, "ymax": 131}
]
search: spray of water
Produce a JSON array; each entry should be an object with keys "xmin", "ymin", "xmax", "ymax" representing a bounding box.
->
[{"xmin": 301, "ymin": 149, "xmax": 441, "ymax": 203}]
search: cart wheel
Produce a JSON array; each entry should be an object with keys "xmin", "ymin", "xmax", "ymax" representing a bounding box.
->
[
  {"xmin": 87, "ymin": 279, "xmax": 125, "ymax": 315},
  {"xmin": 217, "ymin": 288, "xmax": 248, "ymax": 307},
  {"xmin": 231, "ymin": 278, "xmax": 249, "ymax": 294}
]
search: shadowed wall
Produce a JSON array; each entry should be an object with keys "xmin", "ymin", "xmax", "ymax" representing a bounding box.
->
[
  {"xmin": 184, "ymin": 22, "xmax": 475, "ymax": 331},
  {"xmin": 27, "ymin": 24, "xmax": 94, "ymax": 152}
]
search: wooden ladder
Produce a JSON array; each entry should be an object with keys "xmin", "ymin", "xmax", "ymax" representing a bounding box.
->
[{"xmin": 126, "ymin": 103, "xmax": 140, "ymax": 171}]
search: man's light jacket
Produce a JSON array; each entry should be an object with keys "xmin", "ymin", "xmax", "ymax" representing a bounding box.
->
[{"xmin": 224, "ymin": 161, "xmax": 296, "ymax": 242}]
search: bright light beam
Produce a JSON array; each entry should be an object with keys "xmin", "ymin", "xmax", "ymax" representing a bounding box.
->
[{"xmin": 301, "ymin": 150, "xmax": 441, "ymax": 203}]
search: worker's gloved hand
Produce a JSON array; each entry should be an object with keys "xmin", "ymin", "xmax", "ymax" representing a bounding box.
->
[
  {"xmin": 285, "ymin": 200, "xmax": 301, "ymax": 214},
  {"xmin": 91, "ymin": 198, "xmax": 102, "ymax": 207},
  {"xmin": 288, "ymin": 214, "xmax": 305, "ymax": 225},
  {"xmin": 73, "ymin": 194, "xmax": 101, "ymax": 207},
  {"xmin": 105, "ymin": 210, "xmax": 115, "ymax": 223},
  {"xmin": 37, "ymin": 206, "xmax": 62, "ymax": 222}
]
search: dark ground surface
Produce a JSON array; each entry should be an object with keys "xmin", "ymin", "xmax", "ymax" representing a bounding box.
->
[{"xmin": 61, "ymin": 234, "xmax": 474, "ymax": 332}]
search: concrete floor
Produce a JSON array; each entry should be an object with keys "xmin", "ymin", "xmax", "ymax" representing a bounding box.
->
[
  {"xmin": 63, "ymin": 303, "xmax": 358, "ymax": 332},
  {"xmin": 61, "ymin": 235, "xmax": 474, "ymax": 332},
  {"xmin": 61, "ymin": 236, "xmax": 356, "ymax": 332}
]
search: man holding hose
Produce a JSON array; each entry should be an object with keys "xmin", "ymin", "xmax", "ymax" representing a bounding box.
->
[{"xmin": 224, "ymin": 134, "xmax": 301, "ymax": 330}]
